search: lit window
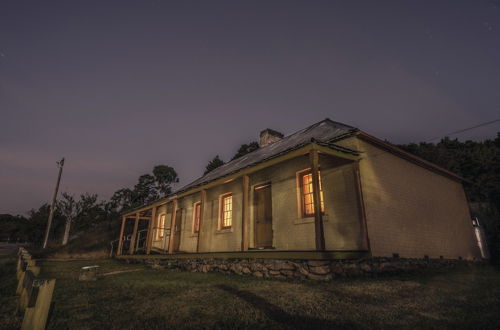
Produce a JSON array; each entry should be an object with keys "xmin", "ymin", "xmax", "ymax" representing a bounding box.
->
[
  {"xmin": 300, "ymin": 171, "xmax": 324, "ymax": 217},
  {"xmin": 220, "ymin": 194, "xmax": 232, "ymax": 229},
  {"xmin": 193, "ymin": 202, "xmax": 201, "ymax": 233},
  {"xmin": 156, "ymin": 214, "xmax": 166, "ymax": 239}
]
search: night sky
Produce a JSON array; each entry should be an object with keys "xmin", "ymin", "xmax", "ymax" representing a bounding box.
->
[{"xmin": 1, "ymin": 1, "xmax": 499, "ymax": 215}]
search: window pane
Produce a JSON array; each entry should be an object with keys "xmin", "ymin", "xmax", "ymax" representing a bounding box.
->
[
  {"xmin": 222, "ymin": 195, "xmax": 232, "ymax": 228},
  {"xmin": 301, "ymin": 170, "xmax": 324, "ymax": 216},
  {"xmin": 157, "ymin": 214, "xmax": 166, "ymax": 239},
  {"xmin": 194, "ymin": 203, "xmax": 201, "ymax": 233},
  {"xmin": 318, "ymin": 171, "xmax": 325, "ymax": 212}
]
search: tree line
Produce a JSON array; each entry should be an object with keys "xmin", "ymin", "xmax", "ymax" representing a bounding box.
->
[{"xmin": 0, "ymin": 142, "xmax": 260, "ymax": 246}]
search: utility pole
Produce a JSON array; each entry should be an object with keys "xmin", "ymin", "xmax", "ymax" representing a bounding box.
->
[{"xmin": 42, "ymin": 158, "xmax": 65, "ymax": 249}]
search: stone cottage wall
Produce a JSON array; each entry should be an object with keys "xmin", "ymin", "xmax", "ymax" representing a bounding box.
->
[{"xmin": 121, "ymin": 257, "xmax": 478, "ymax": 281}]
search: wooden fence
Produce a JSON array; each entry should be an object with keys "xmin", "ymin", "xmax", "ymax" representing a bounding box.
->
[{"xmin": 16, "ymin": 248, "xmax": 56, "ymax": 330}]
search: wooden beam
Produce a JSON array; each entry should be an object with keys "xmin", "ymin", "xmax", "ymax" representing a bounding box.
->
[
  {"xmin": 167, "ymin": 200, "xmax": 178, "ymax": 254},
  {"xmin": 161, "ymin": 203, "xmax": 170, "ymax": 252},
  {"xmin": 310, "ymin": 150, "xmax": 325, "ymax": 251},
  {"xmin": 145, "ymin": 206, "xmax": 156, "ymax": 254},
  {"xmin": 123, "ymin": 202, "xmax": 169, "ymax": 218},
  {"xmin": 122, "ymin": 142, "xmax": 360, "ymax": 217},
  {"xmin": 353, "ymin": 161, "xmax": 371, "ymax": 254},
  {"xmin": 129, "ymin": 213, "xmax": 140, "ymax": 255},
  {"xmin": 196, "ymin": 190, "xmax": 206, "ymax": 253},
  {"xmin": 310, "ymin": 143, "xmax": 359, "ymax": 161},
  {"xmin": 117, "ymin": 216, "xmax": 126, "ymax": 256},
  {"xmin": 117, "ymin": 250, "xmax": 369, "ymax": 261},
  {"xmin": 125, "ymin": 216, "xmax": 151, "ymax": 220},
  {"xmin": 241, "ymin": 175, "xmax": 250, "ymax": 251}
]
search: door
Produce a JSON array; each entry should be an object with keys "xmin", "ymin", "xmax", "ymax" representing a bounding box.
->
[
  {"xmin": 254, "ymin": 184, "xmax": 273, "ymax": 248},
  {"xmin": 173, "ymin": 209, "xmax": 182, "ymax": 252}
]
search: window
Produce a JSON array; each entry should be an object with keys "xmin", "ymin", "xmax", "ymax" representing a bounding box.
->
[
  {"xmin": 300, "ymin": 171, "xmax": 325, "ymax": 217},
  {"xmin": 220, "ymin": 194, "xmax": 233, "ymax": 229},
  {"xmin": 193, "ymin": 202, "xmax": 201, "ymax": 233},
  {"xmin": 156, "ymin": 214, "xmax": 166, "ymax": 240}
]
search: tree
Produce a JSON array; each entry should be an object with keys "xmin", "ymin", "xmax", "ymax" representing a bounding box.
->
[
  {"xmin": 204, "ymin": 155, "xmax": 225, "ymax": 175},
  {"xmin": 58, "ymin": 193, "xmax": 80, "ymax": 245},
  {"xmin": 26, "ymin": 204, "xmax": 64, "ymax": 245},
  {"xmin": 153, "ymin": 165, "xmax": 179, "ymax": 196},
  {"xmin": 134, "ymin": 174, "xmax": 158, "ymax": 206},
  {"xmin": 74, "ymin": 193, "xmax": 103, "ymax": 231},
  {"xmin": 0, "ymin": 214, "xmax": 29, "ymax": 242},
  {"xmin": 109, "ymin": 188, "xmax": 134, "ymax": 211},
  {"xmin": 110, "ymin": 164, "xmax": 179, "ymax": 212},
  {"xmin": 231, "ymin": 141, "xmax": 259, "ymax": 160},
  {"xmin": 203, "ymin": 141, "xmax": 259, "ymax": 176}
]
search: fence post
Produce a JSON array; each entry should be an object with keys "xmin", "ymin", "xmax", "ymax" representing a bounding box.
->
[
  {"xmin": 16, "ymin": 248, "xmax": 56, "ymax": 330},
  {"xmin": 21, "ymin": 279, "xmax": 56, "ymax": 330}
]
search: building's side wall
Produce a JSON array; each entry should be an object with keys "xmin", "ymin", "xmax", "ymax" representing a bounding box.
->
[
  {"xmin": 249, "ymin": 155, "xmax": 315, "ymax": 250},
  {"xmin": 194, "ymin": 179, "xmax": 244, "ymax": 252},
  {"xmin": 249, "ymin": 154, "xmax": 365, "ymax": 251},
  {"xmin": 357, "ymin": 138, "xmax": 481, "ymax": 259},
  {"xmin": 167, "ymin": 153, "xmax": 365, "ymax": 253}
]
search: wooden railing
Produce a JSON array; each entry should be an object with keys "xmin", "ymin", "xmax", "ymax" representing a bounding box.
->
[{"xmin": 110, "ymin": 229, "xmax": 149, "ymax": 257}]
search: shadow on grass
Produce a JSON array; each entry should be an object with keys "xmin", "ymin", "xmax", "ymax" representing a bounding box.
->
[{"xmin": 216, "ymin": 284, "xmax": 354, "ymax": 329}]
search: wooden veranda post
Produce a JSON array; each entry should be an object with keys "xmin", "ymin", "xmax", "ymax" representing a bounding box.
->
[
  {"xmin": 310, "ymin": 149, "xmax": 326, "ymax": 251},
  {"xmin": 117, "ymin": 216, "xmax": 126, "ymax": 256},
  {"xmin": 353, "ymin": 160, "xmax": 371, "ymax": 253},
  {"xmin": 168, "ymin": 200, "xmax": 178, "ymax": 254},
  {"xmin": 196, "ymin": 190, "xmax": 206, "ymax": 253},
  {"xmin": 242, "ymin": 175, "xmax": 250, "ymax": 251},
  {"xmin": 129, "ymin": 213, "xmax": 140, "ymax": 255},
  {"xmin": 145, "ymin": 206, "xmax": 156, "ymax": 254}
]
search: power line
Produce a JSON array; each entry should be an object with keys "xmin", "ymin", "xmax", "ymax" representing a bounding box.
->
[
  {"xmin": 360, "ymin": 118, "xmax": 500, "ymax": 162},
  {"xmin": 424, "ymin": 118, "xmax": 500, "ymax": 142}
]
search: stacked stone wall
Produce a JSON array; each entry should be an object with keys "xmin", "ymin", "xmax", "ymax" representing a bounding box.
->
[{"xmin": 121, "ymin": 257, "xmax": 480, "ymax": 281}]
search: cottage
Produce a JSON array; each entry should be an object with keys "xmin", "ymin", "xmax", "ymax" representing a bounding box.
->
[{"xmin": 116, "ymin": 119, "xmax": 481, "ymax": 260}]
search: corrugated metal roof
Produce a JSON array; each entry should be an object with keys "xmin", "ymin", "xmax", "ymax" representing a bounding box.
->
[
  {"xmin": 173, "ymin": 118, "xmax": 359, "ymax": 194},
  {"xmin": 122, "ymin": 119, "xmax": 360, "ymax": 215},
  {"xmin": 122, "ymin": 118, "xmax": 469, "ymax": 216}
]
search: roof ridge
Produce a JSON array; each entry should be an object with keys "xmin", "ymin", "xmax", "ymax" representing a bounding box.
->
[
  {"xmin": 198, "ymin": 119, "xmax": 351, "ymax": 177},
  {"xmin": 321, "ymin": 118, "xmax": 358, "ymax": 130}
]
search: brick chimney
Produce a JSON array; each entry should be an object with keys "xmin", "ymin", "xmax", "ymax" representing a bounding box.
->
[{"xmin": 259, "ymin": 128, "xmax": 284, "ymax": 147}]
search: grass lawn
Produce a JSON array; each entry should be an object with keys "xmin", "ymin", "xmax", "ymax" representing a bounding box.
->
[{"xmin": 2, "ymin": 254, "xmax": 500, "ymax": 329}]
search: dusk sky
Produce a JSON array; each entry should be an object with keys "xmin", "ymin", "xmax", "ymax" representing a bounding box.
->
[{"xmin": 1, "ymin": 1, "xmax": 499, "ymax": 215}]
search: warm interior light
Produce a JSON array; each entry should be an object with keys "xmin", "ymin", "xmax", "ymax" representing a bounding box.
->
[
  {"xmin": 221, "ymin": 195, "xmax": 232, "ymax": 228},
  {"xmin": 157, "ymin": 214, "xmax": 166, "ymax": 239},
  {"xmin": 193, "ymin": 202, "xmax": 201, "ymax": 233},
  {"xmin": 301, "ymin": 171, "xmax": 324, "ymax": 216}
]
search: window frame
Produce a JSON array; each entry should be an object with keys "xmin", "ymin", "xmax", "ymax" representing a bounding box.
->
[
  {"xmin": 219, "ymin": 193, "xmax": 233, "ymax": 230},
  {"xmin": 193, "ymin": 201, "xmax": 201, "ymax": 233},
  {"xmin": 297, "ymin": 168, "xmax": 325, "ymax": 218},
  {"xmin": 155, "ymin": 213, "xmax": 167, "ymax": 240}
]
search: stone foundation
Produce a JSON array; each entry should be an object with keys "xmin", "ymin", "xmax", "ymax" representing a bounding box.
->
[{"xmin": 120, "ymin": 256, "xmax": 480, "ymax": 281}]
